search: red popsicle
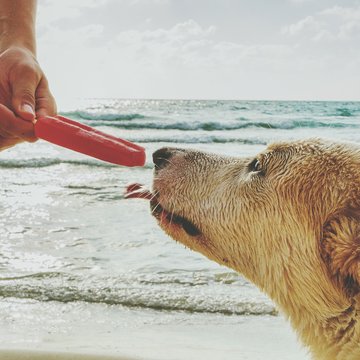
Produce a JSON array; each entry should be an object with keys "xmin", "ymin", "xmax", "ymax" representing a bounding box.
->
[{"xmin": 34, "ymin": 115, "xmax": 146, "ymax": 167}]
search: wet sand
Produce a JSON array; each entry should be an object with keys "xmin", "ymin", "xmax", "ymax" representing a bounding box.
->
[
  {"xmin": 0, "ymin": 297, "xmax": 309, "ymax": 360},
  {"xmin": 0, "ymin": 351, "xmax": 138, "ymax": 360}
]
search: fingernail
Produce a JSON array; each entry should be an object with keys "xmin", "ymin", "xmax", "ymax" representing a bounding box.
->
[{"xmin": 21, "ymin": 103, "xmax": 35, "ymax": 116}]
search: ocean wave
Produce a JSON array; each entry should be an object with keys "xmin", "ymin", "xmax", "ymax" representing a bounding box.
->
[
  {"xmin": 0, "ymin": 158, "xmax": 154, "ymax": 169},
  {"xmin": 0, "ymin": 273, "xmax": 276, "ymax": 316},
  {"xmin": 0, "ymin": 158, "xmax": 64, "ymax": 168},
  {"xmin": 133, "ymin": 137, "xmax": 266, "ymax": 145},
  {"xmin": 334, "ymin": 108, "xmax": 355, "ymax": 117},
  {"xmin": 79, "ymin": 119, "xmax": 354, "ymax": 131},
  {"xmin": 230, "ymin": 106, "xmax": 249, "ymax": 111},
  {"xmin": 61, "ymin": 111, "xmax": 146, "ymax": 121}
]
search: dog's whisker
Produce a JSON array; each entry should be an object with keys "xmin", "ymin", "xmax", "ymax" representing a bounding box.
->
[
  {"xmin": 151, "ymin": 202, "xmax": 161, "ymax": 216},
  {"xmin": 162, "ymin": 158, "xmax": 175, "ymax": 166},
  {"xmin": 149, "ymin": 192, "xmax": 158, "ymax": 203},
  {"xmin": 169, "ymin": 204, "xmax": 176, "ymax": 226},
  {"xmin": 154, "ymin": 157, "xmax": 175, "ymax": 168}
]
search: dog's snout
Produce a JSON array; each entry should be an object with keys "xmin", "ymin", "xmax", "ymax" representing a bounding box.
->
[{"xmin": 153, "ymin": 148, "xmax": 175, "ymax": 170}]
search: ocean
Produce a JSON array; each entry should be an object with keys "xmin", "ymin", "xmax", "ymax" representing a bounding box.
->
[{"xmin": 1, "ymin": 99, "xmax": 359, "ymax": 359}]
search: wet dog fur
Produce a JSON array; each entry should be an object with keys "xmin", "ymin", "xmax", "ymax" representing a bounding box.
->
[{"xmin": 151, "ymin": 139, "xmax": 360, "ymax": 360}]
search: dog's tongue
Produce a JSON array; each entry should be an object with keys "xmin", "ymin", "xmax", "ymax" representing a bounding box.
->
[{"xmin": 125, "ymin": 183, "xmax": 153, "ymax": 200}]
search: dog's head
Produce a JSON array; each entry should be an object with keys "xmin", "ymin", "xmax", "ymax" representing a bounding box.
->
[{"xmin": 151, "ymin": 139, "xmax": 360, "ymax": 317}]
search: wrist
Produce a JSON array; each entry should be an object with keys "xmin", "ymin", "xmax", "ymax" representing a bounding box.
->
[{"xmin": 0, "ymin": 18, "xmax": 36, "ymax": 55}]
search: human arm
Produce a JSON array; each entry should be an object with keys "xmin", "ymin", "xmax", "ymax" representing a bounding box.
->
[{"xmin": 0, "ymin": 0, "xmax": 56, "ymax": 150}]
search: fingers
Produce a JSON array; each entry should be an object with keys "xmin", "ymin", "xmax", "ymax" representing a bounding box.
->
[
  {"xmin": 0, "ymin": 104, "xmax": 37, "ymax": 143},
  {"xmin": 10, "ymin": 64, "xmax": 40, "ymax": 122},
  {"xmin": 35, "ymin": 77, "xmax": 57, "ymax": 117},
  {"xmin": 0, "ymin": 47, "xmax": 55, "ymax": 151},
  {"xmin": 10, "ymin": 67, "xmax": 57, "ymax": 120}
]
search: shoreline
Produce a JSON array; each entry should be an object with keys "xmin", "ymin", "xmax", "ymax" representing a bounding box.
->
[
  {"xmin": 0, "ymin": 350, "xmax": 139, "ymax": 360},
  {"xmin": 0, "ymin": 297, "xmax": 309, "ymax": 360}
]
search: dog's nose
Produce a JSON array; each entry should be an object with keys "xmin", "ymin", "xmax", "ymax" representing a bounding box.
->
[{"xmin": 153, "ymin": 147, "xmax": 174, "ymax": 170}]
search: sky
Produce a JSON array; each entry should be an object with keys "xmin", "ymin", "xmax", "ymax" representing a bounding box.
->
[{"xmin": 37, "ymin": 0, "xmax": 360, "ymax": 103}]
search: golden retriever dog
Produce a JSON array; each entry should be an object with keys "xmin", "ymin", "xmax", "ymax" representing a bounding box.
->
[{"xmin": 126, "ymin": 139, "xmax": 360, "ymax": 360}]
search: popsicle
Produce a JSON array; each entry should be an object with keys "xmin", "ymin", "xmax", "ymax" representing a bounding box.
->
[{"xmin": 34, "ymin": 115, "xmax": 146, "ymax": 167}]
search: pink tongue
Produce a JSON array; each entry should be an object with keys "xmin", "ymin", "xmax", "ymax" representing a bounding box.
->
[{"xmin": 125, "ymin": 183, "xmax": 153, "ymax": 200}]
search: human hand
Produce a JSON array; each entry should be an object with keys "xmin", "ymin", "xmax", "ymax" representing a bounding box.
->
[{"xmin": 0, "ymin": 46, "xmax": 57, "ymax": 150}]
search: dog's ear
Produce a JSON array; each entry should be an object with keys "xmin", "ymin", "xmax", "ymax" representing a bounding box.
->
[{"xmin": 321, "ymin": 204, "xmax": 360, "ymax": 296}]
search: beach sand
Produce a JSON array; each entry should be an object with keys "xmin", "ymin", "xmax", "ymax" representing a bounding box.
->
[
  {"xmin": 0, "ymin": 298, "xmax": 309, "ymax": 360},
  {"xmin": 0, "ymin": 350, "xmax": 137, "ymax": 360}
]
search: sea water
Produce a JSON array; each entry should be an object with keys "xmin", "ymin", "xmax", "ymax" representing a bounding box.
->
[{"xmin": 0, "ymin": 99, "xmax": 359, "ymax": 358}]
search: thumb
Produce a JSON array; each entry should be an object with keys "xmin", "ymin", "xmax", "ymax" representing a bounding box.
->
[
  {"xmin": 35, "ymin": 77, "xmax": 57, "ymax": 118},
  {"xmin": 11, "ymin": 71, "xmax": 39, "ymax": 122}
]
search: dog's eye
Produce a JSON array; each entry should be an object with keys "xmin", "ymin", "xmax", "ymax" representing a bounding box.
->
[{"xmin": 248, "ymin": 159, "xmax": 262, "ymax": 173}]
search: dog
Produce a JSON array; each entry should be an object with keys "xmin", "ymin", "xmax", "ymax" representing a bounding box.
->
[{"xmin": 126, "ymin": 138, "xmax": 360, "ymax": 360}]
